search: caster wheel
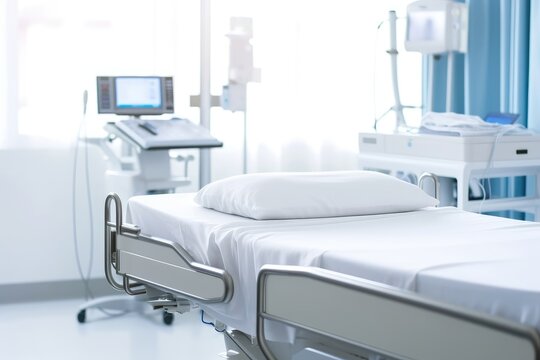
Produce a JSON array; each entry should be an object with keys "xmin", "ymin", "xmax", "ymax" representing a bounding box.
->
[
  {"xmin": 163, "ymin": 311, "xmax": 174, "ymax": 325},
  {"xmin": 77, "ymin": 309, "xmax": 86, "ymax": 324}
]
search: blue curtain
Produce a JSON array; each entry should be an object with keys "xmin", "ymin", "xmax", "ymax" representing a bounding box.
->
[
  {"xmin": 430, "ymin": 0, "xmax": 535, "ymax": 121},
  {"xmin": 529, "ymin": 0, "xmax": 540, "ymax": 129},
  {"xmin": 428, "ymin": 0, "xmax": 539, "ymax": 219}
]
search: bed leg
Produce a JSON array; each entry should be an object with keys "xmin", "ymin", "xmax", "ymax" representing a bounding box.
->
[{"xmin": 221, "ymin": 331, "xmax": 266, "ymax": 360}]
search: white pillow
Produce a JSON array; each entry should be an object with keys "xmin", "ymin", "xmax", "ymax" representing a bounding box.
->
[{"xmin": 194, "ymin": 171, "xmax": 439, "ymax": 220}]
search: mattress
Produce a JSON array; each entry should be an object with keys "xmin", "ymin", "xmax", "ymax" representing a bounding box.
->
[{"xmin": 127, "ymin": 193, "xmax": 540, "ymax": 336}]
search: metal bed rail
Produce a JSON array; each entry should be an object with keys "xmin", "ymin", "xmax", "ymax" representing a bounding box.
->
[
  {"xmin": 104, "ymin": 193, "xmax": 234, "ymax": 305},
  {"xmin": 257, "ymin": 265, "xmax": 540, "ymax": 360},
  {"xmin": 418, "ymin": 172, "xmax": 440, "ymax": 203}
]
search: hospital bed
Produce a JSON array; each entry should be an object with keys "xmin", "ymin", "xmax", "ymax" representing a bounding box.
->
[{"xmin": 103, "ymin": 172, "xmax": 540, "ymax": 360}]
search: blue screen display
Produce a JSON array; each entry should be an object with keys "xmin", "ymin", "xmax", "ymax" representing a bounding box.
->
[{"xmin": 484, "ymin": 113, "xmax": 519, "ymax": 125}]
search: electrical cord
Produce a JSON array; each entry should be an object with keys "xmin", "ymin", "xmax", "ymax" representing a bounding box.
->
[
  {"xmin": 73, "ymin": 90, "xmax": 128, "ymax": 319},
  {"xmin": 83, "ymin": 95, "xmax": 95, "ymax": 287},
  {"xmin": 477, "ymin": 124, "xmax": 529, "ymax": 214},
  {"xmin": 75, "ymin": 90, "xmax": 115, "ymax": 308},
  {"xmin": 200, "ymin": 310, "xmax": 226, "ymax": 332},
  {"xmin": 72, "ymin": 90, "xmax": 95, "ymax": 301}
]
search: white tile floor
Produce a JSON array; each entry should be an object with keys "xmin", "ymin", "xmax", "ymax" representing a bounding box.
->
[{"xmin": 0, "ymin": 299, "xmax": 226, "ymax": 360}]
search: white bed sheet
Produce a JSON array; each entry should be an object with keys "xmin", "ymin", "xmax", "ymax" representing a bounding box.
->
[{"xmin": 127, "ymin": 193, "xmax": 540, "ymax": 335}]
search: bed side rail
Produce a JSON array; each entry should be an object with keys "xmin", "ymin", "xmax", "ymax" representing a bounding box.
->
[
  {"xmin": 257, "ymin": 265, "xmax": 540, "ymax": 360},
  {"xmin": 418, "ymin": 172, "xmax": 440, "ymax": 203},
  {"xmin": 104, "ymin": 193, "xmax": 233, "ymax": 304}
]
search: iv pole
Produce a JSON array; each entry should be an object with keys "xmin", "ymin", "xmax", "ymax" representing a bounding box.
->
[
  {"xmin": 199, "ymin": 0, "xmax": 212, "ymax": 188},
  {"xmin": 374, "ymin": 11, "xmax": 417, "ymax": 131},
  {"xmin": 388, "ymin": 10, "xmax": 407, "ymax": 130}
]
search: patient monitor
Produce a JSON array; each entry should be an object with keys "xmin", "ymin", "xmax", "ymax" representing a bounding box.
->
[
  {"xmin": 97, "ymin": 76, "xmax": 174, "ymax": 116},
  {"xmin": 94, "ymin": 75, "xmax": 222, "ymax": 199}
]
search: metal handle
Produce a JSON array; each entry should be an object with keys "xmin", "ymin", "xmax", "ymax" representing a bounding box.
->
[
  {"xmin": 123, "ymin": 277, "xmax": 147, "ymax": 295},
  {"xmin": 104, "ymin": 193, "xmax": 124, "ymax": 291},
  {"xmin": 418, "ymin": 172, "xmax": 440, "ymax": 204}
]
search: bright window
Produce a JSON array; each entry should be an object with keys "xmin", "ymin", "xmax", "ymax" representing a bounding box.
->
[
  {"xmin": 3, "ymin": 0, "xmax": 422, "ymax": 159},
  {"xmin": 4, "ymin": 0, "xmax": 200, "ymax": 145},
  {"xmin": 209, "ymin": 0, "xmax": 422, "ymax": 175}
]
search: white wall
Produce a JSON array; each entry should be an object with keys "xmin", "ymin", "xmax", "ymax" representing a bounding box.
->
[
  {"xmin": 0, "ymin": 146, "xmax": 107, "ymax": 284},
  {"xmin": 0, "ymin": 142, "xmax": 204, "ymax": 286}
]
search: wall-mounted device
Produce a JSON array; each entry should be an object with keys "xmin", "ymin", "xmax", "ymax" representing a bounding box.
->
[
  {"xmin": 221, "ymin": 17, "xmax": 261, "ymax": 112},
  {"xmin": 403, "ymin": 0, "xmax": 468, "ymax": 113},
  {"xmin": 97, "ymin": 76, "xmax": 174, "ymax": 116},
  {"xmin": 405, "ymin": 0, "xmax": 468, "ymax": 55}
]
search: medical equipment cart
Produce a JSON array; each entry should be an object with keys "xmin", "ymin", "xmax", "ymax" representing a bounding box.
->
[{"xmin": 358, "ymin": 132, "xmax": 540, "ymax": 220}]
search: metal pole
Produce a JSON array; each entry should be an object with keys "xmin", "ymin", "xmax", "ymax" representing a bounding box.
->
[
  {"xmin": 199, "ymin": 0, "xmax": 211, "ymax": 188},
  {"xmin": 243, "ymin": 109, "xmax": 248, "ymax": 174},
  {"xmin": 446, "ymin": 51, "xmax": 454, "ymax": 112},
  {"xmin": 388, "ymin": 11, "xmax": 406, "ymax": 130},
  {"xmin": 427, "ymin": 55, "xmax": 434, "ymax": 113}
]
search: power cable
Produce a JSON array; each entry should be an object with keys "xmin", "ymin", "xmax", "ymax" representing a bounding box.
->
[{"xmin": 72, "ymin": 90, "xmax": 95, "ymax": 301}]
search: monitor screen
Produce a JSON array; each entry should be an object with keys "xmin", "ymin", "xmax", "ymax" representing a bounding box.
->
[
  {"xmin": 97, "ymin": 76, "xmax": 174, "ymax": 116},
  {"xmin": 115, "ymin": 77, "xmax": 161, "ymax": 109}
]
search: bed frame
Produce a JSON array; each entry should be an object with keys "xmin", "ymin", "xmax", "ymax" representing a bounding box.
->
[
  {"xmin": 104, "ymin": 193, "xmax": 233, "ymax": 306},
  {"xmin": 103, "ymin": 193, "xmax": 540, "ymax": 360}
]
